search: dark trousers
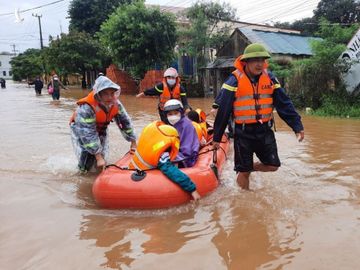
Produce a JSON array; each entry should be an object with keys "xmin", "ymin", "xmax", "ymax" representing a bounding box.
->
[
  {"xmin": 52, "ymin": 90, "xmax": 60, "ymax": 100},
  {"xmin": 78, "ymin": 151, "xmax": 96, "ymax": 172}
]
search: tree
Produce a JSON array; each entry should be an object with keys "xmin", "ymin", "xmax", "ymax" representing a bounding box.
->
[
  {"xmin": 10, "ymin": 49, "xmax": 43, "ymax": 81},
  {"xmin": 274, "ymin": 0, "xmax": 360, "ymax": 35},
  {"xmin": 44, "ymin": 31, "xmax": 110, "ymax": 77},
  {"xmin": 179, "ymin": 1, "xmax": 237, "ymax": 67},
  {"xmin": 68, "ymin": 0, "xmax": 132, "ymax": 36},
  {"xmin": 314, "ymin": 0, "xmax": 360, "ymax": 24},
  {"xmin": 98, "ymin": 2, "xmax": 177, "ymax": 78},
  {"xmin": 287, "ymin": 19, "xmax": 359, "ymax": 108},
  {"xmin": 274, "ymin": 17, "xmax": 319, "ymax": 36}
]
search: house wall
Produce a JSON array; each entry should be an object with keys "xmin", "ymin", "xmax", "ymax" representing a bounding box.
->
[
  {"xmin": 139, "ymin": 70, "xmax": 163, "ymax": 92},
  {"xmin": 0, "ymin": 53, "xmax": 14, "ymax": 79},
  {"xmin": 106, "ymin": 64, "xmax": 138, "ymax": 95},
  {"xmin": 217, "ymin": 31, "xmax": 250, "ymax": 58}
]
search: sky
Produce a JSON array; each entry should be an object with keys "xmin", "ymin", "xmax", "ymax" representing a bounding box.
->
[{"xmin": 0, "ymin": 0, "xmax": 320, "ymax": 53}]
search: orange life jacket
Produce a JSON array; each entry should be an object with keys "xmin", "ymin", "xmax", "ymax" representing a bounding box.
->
[
  {"xmin": 69, "ymin": 91, "xmax": 118, "ymax": 135},
  {"xmin": 232, "ymin": 57, "xmax": 274, "ymax": 124},
  {"xmin": 129, "ymin": 121, "xmax": 180, "ymax": 171},
  {"xmin": 195, "ymin": 108, "xmax": 207, "ymax": 122},
  {"xmin": 192, "ymin": 121, "xmax": 205, "ymax": 143},
  {"xmin": 159, "ymin": 78, "xmax": 181, "ymax": 110},
  {"xmin": 195, "ymin": 109, "xmax": 208, "ymax": 140}
]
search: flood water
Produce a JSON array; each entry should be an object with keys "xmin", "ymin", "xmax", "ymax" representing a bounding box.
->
[{"xmin": 1, "ymin": 81, "xmax": 360, "ymax": 270}]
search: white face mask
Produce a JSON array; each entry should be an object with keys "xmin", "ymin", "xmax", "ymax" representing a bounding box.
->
[
  {"xmin": 167, "ymin": 79, "xmax": 176, "ymax": 87},
  {"xmin": 167, "ymin": 114, "xmax": 181, "ymax": 125}
]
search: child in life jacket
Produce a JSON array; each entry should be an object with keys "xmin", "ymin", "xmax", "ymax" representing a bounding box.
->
[
  {"xmin": 187, "ymin": 109, "xmax": 210, "ymax": 145},
  {"xmin": 129, "ymin": 121, "xmax": 201, "ymax": 201}
]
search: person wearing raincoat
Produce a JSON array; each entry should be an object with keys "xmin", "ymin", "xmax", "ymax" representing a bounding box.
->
[
  {"xmin": 70, "ymin": 76, "xmax": 136, "ymax": 172},
  {"xmin": 163, "ymin": 99, "xmax": 199, "ymax": 168}
]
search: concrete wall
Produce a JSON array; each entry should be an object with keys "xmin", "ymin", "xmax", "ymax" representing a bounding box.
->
[{"xmin": 0, "ymin": 53, "xmax": 14, "ymax": 79}]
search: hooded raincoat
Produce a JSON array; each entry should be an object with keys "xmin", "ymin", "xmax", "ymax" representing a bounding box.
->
[
  {"xmin": 70, "ymin": 76, "xmax": 136, "ymax": 170},
  {"xmin": 171, "ymin": 113, "xmax": 200, "ymax": 168}
]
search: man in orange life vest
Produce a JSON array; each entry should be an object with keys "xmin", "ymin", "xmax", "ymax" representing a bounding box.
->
[
  {"xmin": 212, "ymin": 43, "xmax": 305, "ymax": 190},
  {"xmin": 70, "ymin": 76, "xmax": 136, "ymax": 172},
  {"xmin": 136, "ymin": 67, "xmax": 191, "ymax": 122}
]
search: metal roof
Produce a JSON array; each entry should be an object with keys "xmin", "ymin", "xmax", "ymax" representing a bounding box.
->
[
  {"xmin": 205, "ymin": 57, "xmax": 235, "ymax": 69},
  {"xmin": 240, "ymin": 28, "xmax": 321, "ymax": 56}
]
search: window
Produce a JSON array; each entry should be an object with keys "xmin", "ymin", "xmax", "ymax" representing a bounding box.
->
[
  {"xmin": 0, "ymin": 61, "xmax": 2, "ymax": 66},
  {"xmin": 3, "ymin": 71, "xmax": 6, "ymax": 76},
  {"xmin": 9, "ymin": 71, "xmax": 12, "ymax": 76}
]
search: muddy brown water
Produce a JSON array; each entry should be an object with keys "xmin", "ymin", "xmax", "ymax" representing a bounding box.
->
[{"xmin": 1, "ymin": 81, "xmax": 359, "ymax": 270}]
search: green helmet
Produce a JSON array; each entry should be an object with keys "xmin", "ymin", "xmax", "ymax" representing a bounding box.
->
[{"xmin": 240, "ymin": 43, "xmax": 271, "ymax": 61}]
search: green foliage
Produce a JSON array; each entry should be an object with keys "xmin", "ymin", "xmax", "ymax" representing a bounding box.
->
[
  {"xmin": 287, "ymin": 20, "xmax": 359, "ymax": 110},
  {"xmin": 10, "ymin": 49, "xmax": 43, "ymax": 81},
  {"xmin": 268, "ymin": 60, "xmax": 292, "ymax": 80},
  {"xmin": 68, "ymin": 0, "xmax": 132, "ymax": 36},
  {"xmin": 44, "ymin": 31, "xmax": 110, "ymax": 75},
  {"xmin": 178, "ymin": 1, "xmax": 237, "ymax": 67},
  {"xmin": 274, "ymin": 17, "xmax": 319, "ymax": 36},
  {"xmin": 98, "ymin": 2, "xmax": 177, "ymax": 78},
  {"xmin": 274, "ymin": 0, "xmax": 360, "ymax": 35},
  {"xmin": 314, "ymin": 0, "xmax": 360, "ymax": 24},
  {"xmin": 312, "ymin": 90, "xmax": 360, "ymax": 117}
]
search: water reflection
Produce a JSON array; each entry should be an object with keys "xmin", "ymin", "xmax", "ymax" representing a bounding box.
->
[
  {"xmin": 3, "ymin": 82, "xmax": 360, "ymax": 270},
  {"xmin": 78, "ymin": 191, "xmax": 304, "ymax": 270},
  {"xmin": 79, "ymin": 212, "xmax": 192, "ymax": 269}
]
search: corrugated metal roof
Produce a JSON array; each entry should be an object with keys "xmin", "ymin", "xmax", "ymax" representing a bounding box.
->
[
  {"xmin": 240, "ymin": 28, "xmax": 321, "ymax": 56},
  {"xmin": 204, "ymin": 57, "xmax": 235, "ymax": 69}
]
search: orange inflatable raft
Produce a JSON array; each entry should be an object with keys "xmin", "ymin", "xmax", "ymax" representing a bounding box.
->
[{"xmin": 92, "ymin": 135, "xmax": 230, "ymax": 209}]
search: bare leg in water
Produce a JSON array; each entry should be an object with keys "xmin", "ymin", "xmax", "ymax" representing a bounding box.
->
[{"xmin": 236, "ymin": 162, "xmax": 278, "ymax": 190}]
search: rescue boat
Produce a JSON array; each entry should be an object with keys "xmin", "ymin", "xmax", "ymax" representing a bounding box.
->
[{"xmin": 92, "ymin": 135, "xmax": 230, "ymax": 209}]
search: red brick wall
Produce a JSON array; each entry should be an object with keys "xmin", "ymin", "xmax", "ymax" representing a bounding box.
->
[
  {"xmin": 139, "ymin": 70, "xmax": 164, "ymax": 93},
  {"xmin": 106, "ymin": 64, "xmax": 138, "ymax": 95}
]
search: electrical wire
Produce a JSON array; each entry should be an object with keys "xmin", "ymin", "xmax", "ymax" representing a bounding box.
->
[{"xmin": 0, "ymin": 0, "xmax": 66, "ymax": 16}]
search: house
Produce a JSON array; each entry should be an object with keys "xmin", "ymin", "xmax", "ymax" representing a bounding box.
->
[
  {"xmin": 0, "ymin": 52, "xmax": 15, "ymax": 80},
  {"xmin": 203, "ymin": 25, "xmax": 321, "ymax": 97}
]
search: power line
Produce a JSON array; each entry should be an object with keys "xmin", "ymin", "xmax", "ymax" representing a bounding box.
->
[
  {"xmin": 240, "ymin": 0, "xmax": 317, "ymax": 21},
  {"xmin": 0, "ymin": 0, "xmax": 66, "ymax": 16}
]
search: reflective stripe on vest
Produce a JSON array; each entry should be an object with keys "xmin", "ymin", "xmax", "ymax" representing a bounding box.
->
[
  {"xmin": 130, "ymin": 150, "xmax": 156, "ymax": 170},
  {"xmin": 232, "ymin": 68, "xmax": 274, "ymax": 124},
  {"xmin": 234, "ymin": 113, "xmax": 273, "ymax": 122}
]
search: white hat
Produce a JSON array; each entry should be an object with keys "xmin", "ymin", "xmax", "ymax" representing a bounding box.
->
[
  {"xmin": 163, "ymin": 99, "xmax": 183, "ymax": 112},
  {"xmin": 163, "ymin": 67, "xmax": 178, "ymax": 78}
]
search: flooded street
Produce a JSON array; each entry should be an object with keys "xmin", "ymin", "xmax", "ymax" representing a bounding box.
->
[{"xmin": 1, "ymin": 81, "xmax": 360, "ymax": 270}]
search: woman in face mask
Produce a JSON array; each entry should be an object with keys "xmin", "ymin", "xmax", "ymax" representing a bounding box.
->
[
  {"xmin": 136, "ymin": 67, "xmax": 191, "ymax": 122},
  {"xmin": 163, "ymin": 99, "xmax": 200, "ymax": 168}
]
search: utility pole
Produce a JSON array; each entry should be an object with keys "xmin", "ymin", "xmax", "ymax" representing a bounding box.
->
[
  {"xmin": 10, "ymin": 44, "xmax": 19, "ymax": 55},
  {"xmin": 32, "ymin": 13, "xmax": 43, "ymax": 49}
]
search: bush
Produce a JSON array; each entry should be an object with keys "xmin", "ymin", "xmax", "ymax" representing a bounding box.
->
[{"xmin": 312, "ymin": 90, "xmax": 360, "ymax": 117}]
